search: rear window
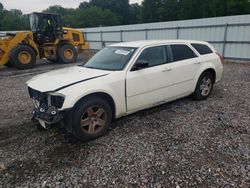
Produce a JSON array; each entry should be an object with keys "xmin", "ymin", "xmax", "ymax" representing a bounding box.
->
[
  {"xmin": 191, "ymin": 43, "xmax": 213, "ymax": 55},
  {"xmin": 170, "ymin": 44, "xmax": 197, "ymax": 62}
]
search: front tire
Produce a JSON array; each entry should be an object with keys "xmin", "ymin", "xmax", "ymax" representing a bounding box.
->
[
  {"xmin": 58, "ymin": 44, "xmax": 77, "ymax": 64},
  {"xmin": 4, "ymin": 61, "xmax": 14, "ymax": 68},
  {"xmin": 193, "ymin": 71, "xmax": 214, "ymax": 100},
  {"xmin": 72, "ymin": 96, "xmax": 112, "ymax": 142},
  {"xmin": 9, "ymin": 45, "xmax": 36, "ymax": 69}
]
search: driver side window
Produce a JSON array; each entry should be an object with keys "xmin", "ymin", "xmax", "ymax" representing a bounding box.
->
[{"xmin": 136, "ymin": 46, "xmax": 168, "ymax": 68}]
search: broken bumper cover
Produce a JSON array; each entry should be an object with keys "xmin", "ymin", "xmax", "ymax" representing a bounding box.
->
[{"xmin": 32, "ymin": 105, "xmax": 68, "ymax": 125}]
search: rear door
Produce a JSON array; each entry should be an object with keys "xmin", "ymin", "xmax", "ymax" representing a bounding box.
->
[{"xmin": 167, "ymin": 44, "xmax": 200, "ymax": 95}]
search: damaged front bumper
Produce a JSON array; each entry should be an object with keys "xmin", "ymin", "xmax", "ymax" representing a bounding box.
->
[
  {"xmin": 32, "ymin": 105, "xmax": 67, "ymax": 129},
  {"xmin": 28, "ymin": 87, "xmax": 69, "ymax": 129}
]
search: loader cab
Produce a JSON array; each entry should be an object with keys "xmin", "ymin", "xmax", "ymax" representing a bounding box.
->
[{"xmin": 29, "ymin": 12, "xmax": 63, "ymax": 44}]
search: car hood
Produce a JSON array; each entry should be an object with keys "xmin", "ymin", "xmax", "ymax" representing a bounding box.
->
[{"xmin": 27, "ymin": 66, "xmax": 111, "ymax": 92}]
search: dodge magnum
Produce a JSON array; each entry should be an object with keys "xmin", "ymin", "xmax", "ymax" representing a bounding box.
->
[{"xmin": 27, "ymin": 40, "xmax": 223, "ymax": 141}]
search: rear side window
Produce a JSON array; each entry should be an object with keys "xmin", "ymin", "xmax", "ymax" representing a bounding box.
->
[
  {"xmin": 170, "ymin": 44, "xmax": 197, "ymax": 62},
  {"xmin": 191, "ymin": 43, "xmax": 213, "ymax": 55}
]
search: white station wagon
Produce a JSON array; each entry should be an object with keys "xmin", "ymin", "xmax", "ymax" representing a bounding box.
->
[{"xmin": 27, "ymin": 40, "xmax": 223, "ymax": 141}]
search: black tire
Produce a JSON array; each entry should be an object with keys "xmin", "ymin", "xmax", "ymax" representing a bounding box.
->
[
  {"xmin": 4, "ymin": 61, "xmax": 14, "ymax": 67},
  {"xmin": 72, "ymin": 96, "xmax": 112, "ymax": 142},
  {"xmin": 9, "ymin": 45, "xmax": 36, "ymax": 69},
  {"xmin": 58, "ymin": 44, "xmax": 77, "ymax": 64},
  {"xmin": 193, "ymin": 71, "xmax": 214, "ymax": 100}
]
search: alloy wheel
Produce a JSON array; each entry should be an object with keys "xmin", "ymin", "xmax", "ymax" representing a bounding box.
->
[
  {"xmin": 200, "ymin": 76, "xmax": 212, "ymax": 96},
  {"xmin": 80, "ymin": 106, "xmax": 107, "ymax": 134}
]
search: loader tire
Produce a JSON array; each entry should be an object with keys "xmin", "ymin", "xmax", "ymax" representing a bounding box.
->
[
  {"xmin": 58, "ymin": 44, "xmax": 77, "ymax": 64},
  {"xmin": 9, "ymin": 45, "xmax": 36, "ymax": 69},
  {"xmin": 4, "ymin": 61, "xmax": 14, "ymax": 67}
]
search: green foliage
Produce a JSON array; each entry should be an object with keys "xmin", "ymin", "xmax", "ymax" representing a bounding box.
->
[
  {"xmin": 0, "ymin": 3, "xmax": 3, "ymax": 11},
  {"xmin": 227, "ymin": 0, "xmax": 250, "ymax": 15},
  {"xmin": 141, "ymin": 0, "xmax": 250, "ymax": 22},
  {"xmin": 73, "ymin": 7, "xmax": 120, "ymax": 27},
  {"xmin": 0, "ymin": 0, "xmax": 250, "ymax": 31},
  {"xmin": 79, "ymin": 2, "xmax": 91, "ymax": 10},
  {"xmin": 43, "ymin": 5, "xmax": 77, "ymax": 27},
  {"xmin": 129, "ymin": 3, "xmax": 142, "ymax": 24},
  {"xmin": 88, "ymin": 0, "xmax": 130, "ymax": 24},
  {"xmin": 44, "ymin": 5, "xmax": 120, "ymax": 27},
  {"xmin": 0, "ymin": 9, "xmax": 29, "ymax": 31}
]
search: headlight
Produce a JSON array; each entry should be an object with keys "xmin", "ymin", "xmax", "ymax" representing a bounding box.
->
[{"xmin": 49, "ymin": 94, "xmax": 65, "ymax": 108}]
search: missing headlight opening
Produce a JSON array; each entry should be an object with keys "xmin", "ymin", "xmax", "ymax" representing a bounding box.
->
[
  {"xmin": 28, "ymin": 87, "xmax": 66, "ymax": 125},
  {"xmin": 50, "ymin": 95, "xmax": 65, "ymax": 108}
]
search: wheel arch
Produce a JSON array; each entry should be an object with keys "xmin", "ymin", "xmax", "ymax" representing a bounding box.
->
[
  {"xmin": 193, "ymin": 66, "xmax": 216, "ymax": 92},
  {"xmin": 73, "ymin": 92, "xmax": 116, "ymax": 120},
  {"xmin": 58, "ymin": 40, "xmax": 74, "ymax": 47},
  {"xmin": 203, "ymin": 68, "xmax": 216, "ymax": 83}
]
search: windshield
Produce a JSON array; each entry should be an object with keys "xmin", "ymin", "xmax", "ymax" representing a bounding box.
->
[
  {"xmin": 29, "ymin": 14, "xmax": 40, "ymax": 31},
  {"xmin": 84, "ymin": 47, "xmax": 137, "ymax": 71}
]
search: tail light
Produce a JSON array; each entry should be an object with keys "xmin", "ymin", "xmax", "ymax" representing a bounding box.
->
[{"xmin": 216, "ymin": 52, "xmax": 224, "ymax": 63}]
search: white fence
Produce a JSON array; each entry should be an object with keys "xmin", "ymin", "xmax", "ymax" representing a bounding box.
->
[{"xmin": 81, "ymin": 15, "xmax": 250, "ymax": 61}]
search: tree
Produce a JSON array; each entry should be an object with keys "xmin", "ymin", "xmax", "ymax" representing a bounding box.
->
[
  {"xmin": 79, "ymin": 2, "xmax": 90, "ymax": 9},
  {"xmin": 89, "ymin": 0, "xmax": 130, "ymax": 24},
  {"xmin": 0, "ymin": 3, "xmax": 4, "ymax": 30},
  {"xmin": 129, "ymin": 3, "xmax": 142, "ymax": 24},
  {"xmin": 1, "ymin": 9, "xmax": 29, "ymax": 31},
  {"xmin": 74, "ymin": 6, "xmax": 120, "ymax": 27},
  {"xmin": 43, "ymin": 5, "xmax": 78, "ymax": 27},
  {"xmin": 1, "ymin": 0, "xmax": 250, "ymax": 31},
  {"xmin": 141, "ymin": 0, "xmax": 158, "ymax": 22},
  {"xmin": 227, "ymin": 0, "xmax": 250, "ymax": 15},
  {"xmin": 178, "ymin": 0, "xmax": 205, "ymax": 19},
  {"xmin": 158, "ymin": 0, "xmax": 180, "ymax": 21},
  {"xmin": 0, "ymin": 2, "xmax": 3, "ymax": 11}
]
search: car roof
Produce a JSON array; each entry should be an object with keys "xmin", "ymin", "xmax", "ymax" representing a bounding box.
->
[{"xmin": 109, "ymin": 40, "xmax": 209, "ymax": 48}]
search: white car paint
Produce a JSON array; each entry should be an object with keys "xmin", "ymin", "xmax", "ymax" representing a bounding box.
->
[
  {"xmin": 27, "ymin": 40, "xmax": 223, "ymax": 120},
  {"xmin": 27, "ymin": 66, "xmax": 111, "ymax": 92}
]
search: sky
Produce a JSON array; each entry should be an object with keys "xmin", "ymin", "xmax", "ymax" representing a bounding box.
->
[{"xmin": 1, "ymin": 0, "xmax": 143, "ymax": 14}]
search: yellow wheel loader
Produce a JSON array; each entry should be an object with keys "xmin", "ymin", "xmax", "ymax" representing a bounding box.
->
[{"xmin": 0, "ymin": 12, "xmax": 89, "ymax": 69}]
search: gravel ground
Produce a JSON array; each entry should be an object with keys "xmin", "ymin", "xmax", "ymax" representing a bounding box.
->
[{"xmin": 0, "ymin": 55, "xmax": 249, "ymax": 187}]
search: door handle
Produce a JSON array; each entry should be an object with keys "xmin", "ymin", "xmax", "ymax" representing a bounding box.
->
[
  {"xmin": 162, "ymin": 67, "xmax": 172, "ymax": 72},
  {"xmin": 194, "ymin": 61, "xmax": 201, "ymax": 64}
]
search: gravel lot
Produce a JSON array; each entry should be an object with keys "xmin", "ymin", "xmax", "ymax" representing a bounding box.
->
[{"xmin": 0, "ymin": 53, "xmax": 249, "ymax": 187}]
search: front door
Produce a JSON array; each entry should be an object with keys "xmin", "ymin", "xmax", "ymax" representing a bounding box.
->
[{"xmin": 126, "ymin": 45, "xmax": 173, "ymax": 112}]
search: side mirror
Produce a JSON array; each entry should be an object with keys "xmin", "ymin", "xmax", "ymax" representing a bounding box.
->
[{"xmin": 132, "ymin": 60, "xmax": 149, "ymax": 71}]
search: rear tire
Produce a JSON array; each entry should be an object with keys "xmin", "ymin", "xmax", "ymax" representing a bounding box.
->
[
  {"xmin": 9, "ymin": 45, "xmax": 36, "ymax": 69},
  {"xmin": 193, "ymin": 71, "xmax": 214, "ymax": 100},
  {"xmin": 72, "ymin": 96, "xmax": 112, "ymax": 142},
  {"xmin": 58, "ymin": 44, "xmax": 77, "ymax": 64}
]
